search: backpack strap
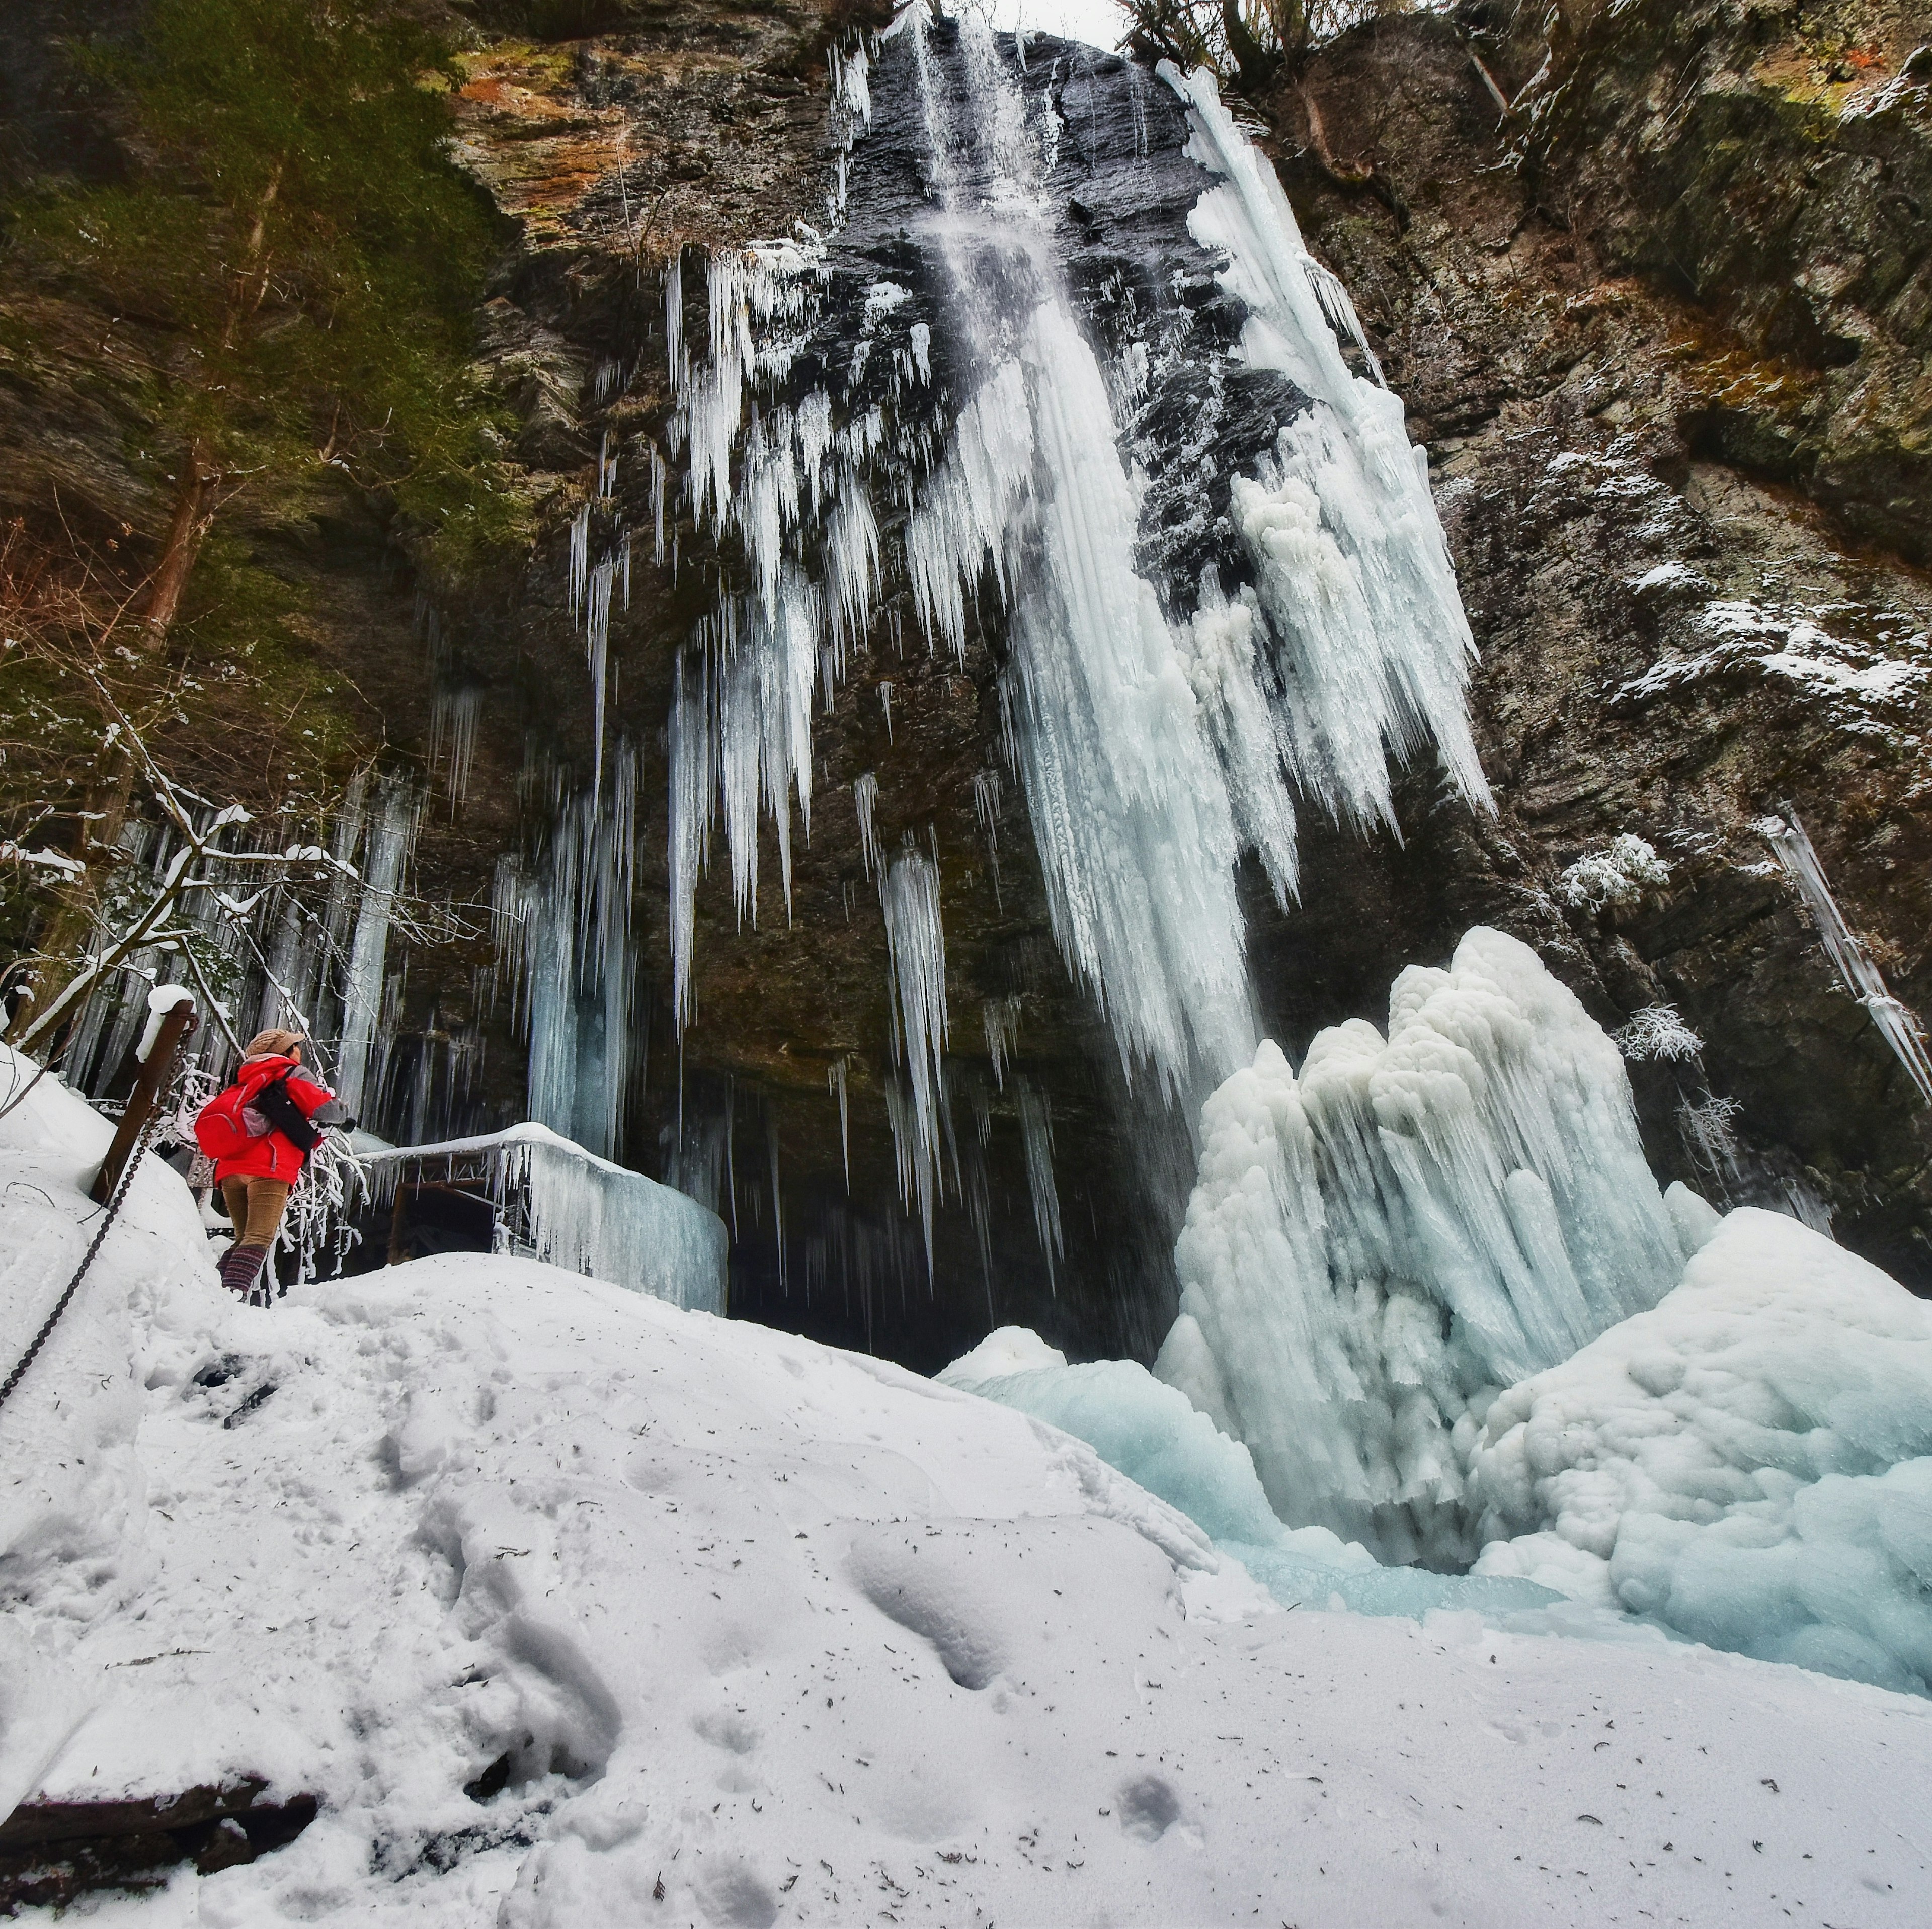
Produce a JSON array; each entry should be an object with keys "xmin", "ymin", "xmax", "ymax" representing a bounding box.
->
[{"xmin": 255, "ymin": 1073, "xmax": 324, "ymax": 1157}]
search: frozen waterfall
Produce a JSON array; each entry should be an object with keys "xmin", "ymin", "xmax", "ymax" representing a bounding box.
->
[{"xmin": 661, "ymin": 11, "xmax": 1489, "ymax": 1113}]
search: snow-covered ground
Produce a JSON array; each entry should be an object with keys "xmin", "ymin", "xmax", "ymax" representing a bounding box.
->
[{"xmin": 5, "ymin": 1060, "xmax": 1932, "ymax": 1926}]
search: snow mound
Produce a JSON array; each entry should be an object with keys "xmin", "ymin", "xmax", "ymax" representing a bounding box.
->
[{"xmin": 1471, "ymin": 1209, "xmax": 1932, "ymax": 1694}]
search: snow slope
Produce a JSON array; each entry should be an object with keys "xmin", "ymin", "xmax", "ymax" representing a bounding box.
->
[{"xmin": 5, "ymin": 1068, "xmax": 1932, "ymax": 1925}]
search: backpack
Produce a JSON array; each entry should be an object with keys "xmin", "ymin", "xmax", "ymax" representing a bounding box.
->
[{"xmin": 194, "ymin": 1072, "xmax": 322, "ymax": 1162}]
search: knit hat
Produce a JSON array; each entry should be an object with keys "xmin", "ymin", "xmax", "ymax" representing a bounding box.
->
[{"xmin": 242, "ymin": 1027, "xmax": 306, "ymax": 1060}]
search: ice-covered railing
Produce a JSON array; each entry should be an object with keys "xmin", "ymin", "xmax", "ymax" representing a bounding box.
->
[
  {"xmin": 1156, "ymin": 928, "xmax": 1686, "ymax": 1567},
  {"xmin": 1759, "ymin": 806, "xmax": 1932, "ymax": 1107},
  {"xmin": 363, "ymin": 1123, "xmax": 727, "ymax": 1315}
]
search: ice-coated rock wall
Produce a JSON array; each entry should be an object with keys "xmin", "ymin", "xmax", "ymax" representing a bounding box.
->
[{"xmin": 1157, "ymin": 927, "xmax": 1686, "ymax": 1566}]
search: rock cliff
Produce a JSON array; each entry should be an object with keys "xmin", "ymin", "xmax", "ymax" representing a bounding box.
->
[{"xmin": 3, "ymin": 0, "xmax": 1927, "ymax": 1366}]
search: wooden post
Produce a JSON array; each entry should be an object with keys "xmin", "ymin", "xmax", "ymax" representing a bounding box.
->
[{"xmin": 91, "ymin": 1001, "xmax": 197, "ymax": 1204}]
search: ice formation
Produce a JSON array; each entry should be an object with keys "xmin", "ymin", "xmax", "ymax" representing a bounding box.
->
[
  {"xmin": 1470, "ymin": 1209, "xmax": 1932, "ymax": 1695},
  {"xmin": 660, "ymin": 14, "xmax": 1487, "ymax": 1115},
  {"xmin": 493, "ymin": 753, "xmax": 640, "ymax": 1162},
  {"xmin": 1158, "ymin": 927, "xmax": 1685, "ymax": 1566},
  {"xmin": 880, "ymin": 845, "xmax": 949, "ymax": 1266},
  {"xmin": 336, "ymin": 783, "xmax": 419, "ymax": 1119},
  {"xmin": 1163, "ymin": 61, "xmax": 1489, "ymax": 843},
  {"xmin": 365, "ymin": 1122, "xmax": 726, "ymax": 1314},
  {"xmin": 941, "ymin": 1328, "xmax": 1561, "ymax": 1622},
  {"xmin": 1015, "ymin": 1076, "xmax": 1063, "ymax": 1287},
  {"xmin": 1759, "ymin": 805, "xmax": 1932, "ymax": 1106}
]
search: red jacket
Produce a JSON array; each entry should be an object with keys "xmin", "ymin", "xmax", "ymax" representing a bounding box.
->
[{"xmin": 212, "ymin": 1054, "xmax": 342, "ymax": 1184}]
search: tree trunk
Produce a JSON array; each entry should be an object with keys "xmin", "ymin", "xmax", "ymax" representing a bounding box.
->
[{"xmin": 137, "ymin": 438, "xmax": 217, "ymax": 652}]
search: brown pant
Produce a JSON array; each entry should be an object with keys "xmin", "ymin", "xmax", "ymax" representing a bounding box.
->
[{"xmin": 221, "ymin": 1177, "xmax": 292, "ymax": 1250}]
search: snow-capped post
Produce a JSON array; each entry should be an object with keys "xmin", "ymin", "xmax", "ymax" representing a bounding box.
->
[{"xmin": 90, "ymin": 988, "xmax": 196, "ymax": 1205}]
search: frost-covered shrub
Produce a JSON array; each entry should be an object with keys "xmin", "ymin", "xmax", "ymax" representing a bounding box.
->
[
  {"xmin": 1613, "ymin": 1003, "xmax": 1703, "ymax": 1062},
  {"xmin": 1558, "ymin": 834, "xmax": 1671, "ymax": 912}
]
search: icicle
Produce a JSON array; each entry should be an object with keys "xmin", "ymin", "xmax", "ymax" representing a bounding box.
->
[
  {"xmin": 430, "ymin": 688, "xmax": 482, "ymax": 812},
  {"xmin": 878, "ymin": 680, "xmax": 894, "ymax": 742},
  {"xmin": 336, "ymin": 783, "xmax": 418, "ymax": 1120},
  {"xmin": 568, "ymin": 504, "xmax": 591, "ymax": 617},
  {"xmin": 983, "ymin": 996, "xmax": 1018, "ymax": 1089},
  {"xmin": 972, "ymin": 766, "xmax": 1003, "ymax": 902},
  {"xmin": 880, "ymin": 843, "xmax": 949, "ymax": 1269},
  {"xmin": 1759, "ymin": 806, "xmax": 1932, "ymax": 1106},
  {"xmin": 768, "ymin": 1110, "xmax": 787, "ymax": 1292},
  {"xmin": 1016, "ymin": 1075, "xmax": 1062, "ymax": 1291},
  {"xmin": 830, "ymin": 1055, "xmax": 851, "ymax": 1190},
  {"xmin": 853, "ymin": 771, "xmax": 881, "ymax": 880}
]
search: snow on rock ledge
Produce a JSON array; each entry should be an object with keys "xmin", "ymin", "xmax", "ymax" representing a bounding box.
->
[{"xmin": 1471, "ymin": 1208, "xmax": 1932, "ymax": 1694}]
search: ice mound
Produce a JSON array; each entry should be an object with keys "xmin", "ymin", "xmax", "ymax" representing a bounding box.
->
[
  {"xmin": 1158, "ymin": 928, "xmax": 1682, "ymax": 1566},
  {"xmin": 941, "ymin": 1332, "xmax": 1285, "ymax": 1546},
  {"xmin": 1471, "ymin": 1208, "xmax": 1932, "ymax": 1695},
  {"xmin": 942, "ymin": 1328, "xmax": 1565, "ymax": 1624}
]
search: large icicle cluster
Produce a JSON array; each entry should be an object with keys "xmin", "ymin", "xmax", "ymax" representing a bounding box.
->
[
  {"xmin": 493, "ymin": 753, "xmax": 640, "ymax": 1162},
  {"xmin": 1157, "ymin": 927, "xmax": 1685, "ymax": 1566},
  {"xmin": 659, "ymin": 12, "xmax": 1489, "ymax": 1128}
]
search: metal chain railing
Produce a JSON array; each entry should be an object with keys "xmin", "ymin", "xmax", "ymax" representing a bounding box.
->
[{"xmin": 0, "ymin": 1026, "xmax": 194, "ymax": 1413}]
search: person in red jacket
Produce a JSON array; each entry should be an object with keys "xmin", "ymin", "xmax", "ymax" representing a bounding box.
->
[{"xmin": 212, "ymin": 1028, "xmax": 355, "ymax": 1298}]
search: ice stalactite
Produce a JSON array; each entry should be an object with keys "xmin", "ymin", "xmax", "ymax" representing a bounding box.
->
[
  {"xmin": 1016, "ymin": 1075, "xmax": 1063, "ymax": 1291},
  {"xmin": 493, "ymin": 748, "xmax": 640, "ymax": 1161},
  {"xmin": 829, "ymin": 1055, "xmax": 851, "ymax": 1189},
  {"xmin": 853, "ymin": 770, "xmax": 881, "ymax": 879},
  {"xmin": 1157, "ymin": 928, "xmax": 1686, "ymax": 1566},
  {"xmin": 983, "ymin": 996, "xmax": 1019, "ymax": 1089},
  {"xmin": 337, "ymin": 783, "xmax": 419, "ymax": 1120},
  {"xmin": 430, "ymin": 687, "xmax": 482, "ymax": 811},
  {"xmin": 881, "ymin": 843, "xmax": 949, "ymax": 1267},
  {"xmin": 1760, "ymin": 806, "xmax": 1932, "ymax": 1106}
]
